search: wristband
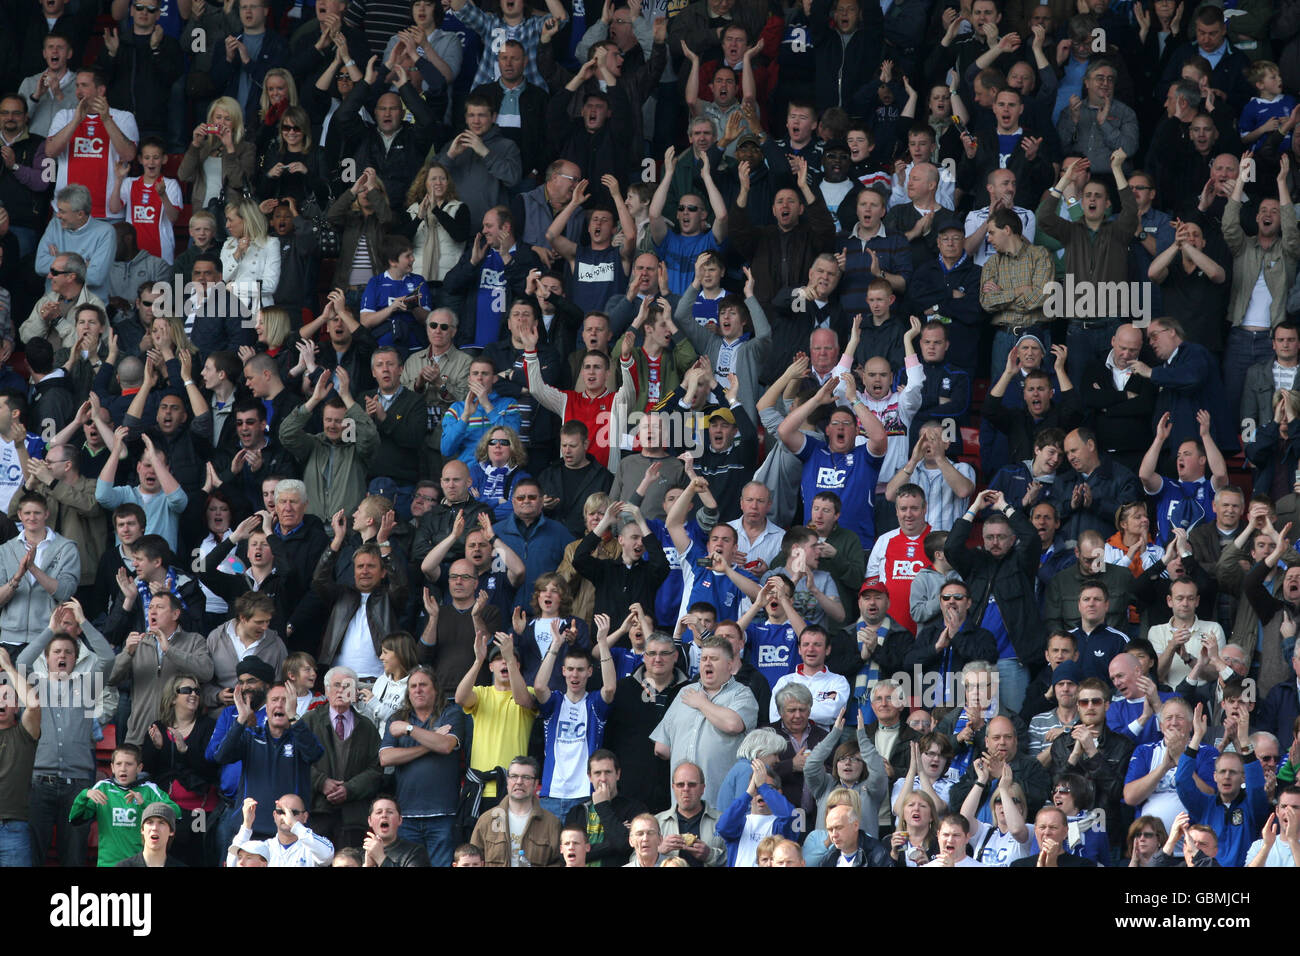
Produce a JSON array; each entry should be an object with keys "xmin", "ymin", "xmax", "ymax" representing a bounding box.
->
[
  {"xmin": 183, "ymin": 379, "xmax": 194, "ymax": 387},
  {"xmin": 344, "ymin": 58, "xmax": 356, "ymax": 67}
]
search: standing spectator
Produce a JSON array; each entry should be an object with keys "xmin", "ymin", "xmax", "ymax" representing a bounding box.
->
[
  {"xmin": 380, "ymin": 665, "xmax": 466, "ymax": 868},
  {"xmin": 1126, "ymin": 317, "xmax": 1237, "ymax": 456},
  {"xmin": 651, "ymin": 635, "xmax": 759, "ymax": 808},
  {"xmin": 979, "ymin": 208, "xmax": 1055, "ymax": 375},
  {"xmin": 42, "ymin": 69, "xmax": 139, "ymax": 221},
  {"xmin": 279, "ymin": 369, "xmax": 380, "ymax": 523},
  {"xmin": 95, "ymin": 432, "xmax": 188, "ymax": 552},
  {"xmin": 95, "ymin": 0, "xmax": 183, "ymax": 142},
  {"xmin": 300, "ymin": 666, "xmax": 384, "ymax": 850},
  {"xmin": 469, "ymin": 755, "xmax": 563, "ymax": 867},
  {"xmin": 0, "ymin": 492, "xmax": 80, "ymax": 650},
  {"xmin": 313, "ymin": 517, "xmax": 409, "ymax": 676},
  {"xmin": 215, "ymin": 681, "xmax": 325, "ymax": 839}
]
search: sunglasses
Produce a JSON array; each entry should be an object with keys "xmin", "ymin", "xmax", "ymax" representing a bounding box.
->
[
  {"xmin": 48, "ymin": 268, "xmax": 72, "ymax": 276},
  {"xmin": 273, "ymin": 807, "xmax": 302, "ymax": 816},
  {"xmin": 134, "ymin": 3, "xmax": 160, "ymax": 11},
  {"xmin": 487, "ymin": 438, "xmax": 510, "ymax": 446},
  {"xmin": 281, "ymin": 124, "xmax": 301, "ymax": 132},
  {"xmin": 677, "ymin": 204, "xmax": 701, "ymax": 212},
  {"xmin": 1053, "ymin": 786, "xmax": 1072, "ymax": 795},
  {"xmin": 1078, "ymin": 697, "xmax": 1106, "ymax": 706},
  {"xmin": 428, "ymin": 321, "xmax": 452, "ymax": 330},
  {"xmin": 176, "ymin": 685, "xmax": 199, "ymax": 695},
  {"xmin": 940, "ymin": 593, "xmax": 965, "ymax": 601}
]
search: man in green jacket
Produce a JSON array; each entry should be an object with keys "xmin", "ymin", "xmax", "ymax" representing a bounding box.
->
[{"xmin": 279, "ymin": 367, "xmax": 380, "ymax": 523}]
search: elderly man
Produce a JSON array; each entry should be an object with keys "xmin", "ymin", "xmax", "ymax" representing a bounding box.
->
[
  {"xmin": 301, "ymin": 666, "xmax": 383, "ymax": 851},
  {"xmin": 400, "ymin": 308, "xmax": 472, "ymax": 477},
  {"xmin": 34, "ymin": 186, "xmax": 117, "ymax": 304},
  {"xmin": 654, "ymin": 760, "xmax": 726, "ymax": 866},
  {"xmin": 651, "ymin": 635, "xmax": 758, "ymax": 808},
  {"xmin": 1123, "ymin": 696, "xmax": 1200, "ymax": 833},
  {"xmin": 819, "ymin": 801, "xmax": 895, "ymax": 867},
  {"xmin": 22, "ymin": 252, "xmax": 105, "ymax": 354}
]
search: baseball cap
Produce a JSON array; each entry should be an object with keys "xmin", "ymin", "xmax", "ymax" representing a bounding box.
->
[{"xmin": 859, "ymin": 577, "xmax": 888, "ymax": 596}]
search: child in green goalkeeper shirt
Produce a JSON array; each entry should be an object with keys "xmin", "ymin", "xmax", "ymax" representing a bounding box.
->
[{"xmin": 69, "ymin": 744, "xmax": 181, "ymax": 866}]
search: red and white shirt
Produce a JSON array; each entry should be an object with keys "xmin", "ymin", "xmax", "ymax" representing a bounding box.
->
[
  {"xmin": 50, "ymin": 108, "xmax": 139, "ymax": 221},
  {"xmin": 120, "ymin": 176, "xmax": 183, "ymax": 262},
  {"xmin": 866, "ymin": 525, "xmax": 932, "ymax": 634}
]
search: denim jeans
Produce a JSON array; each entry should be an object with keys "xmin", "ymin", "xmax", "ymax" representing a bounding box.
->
[
  {"xmin": 996, "ymin": 658, "xmax": 1030, "ymax": 714},
  {"xmin": 29, "ymin": 775, "xmax": 91, "ymax": 866},
  {"xmin": 539, "ymin": 796, "xmax": 585, "ymax": 822},
  {"xmin": 1064, "ymin": 321, "xmax": 1117, "ymax": 387},
  {"xmin": 0, "ymin": 820, "xmax": 32, "ymax": 867},
  {"xmin": 1224, "ymin": 327, "xmax": 1274, "ymax": 422},
  {"xmin": 398, "ymin": 816, "xmax": 457, "ymax": 867}
]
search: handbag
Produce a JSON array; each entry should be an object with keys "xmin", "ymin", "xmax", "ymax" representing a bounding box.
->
[{"xmin": 303, "ymin": 197, "xmax": 341, "ymax": 258}]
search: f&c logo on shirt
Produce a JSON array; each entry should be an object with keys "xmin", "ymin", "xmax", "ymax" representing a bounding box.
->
[{"xmin": 816, "ymin": 467, "xmax": 847, "ymax": 487}]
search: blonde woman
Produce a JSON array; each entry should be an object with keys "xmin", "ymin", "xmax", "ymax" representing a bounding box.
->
[
  {"xmin": 472, "ymin": 426, "xmax": 530, "ymax": 522},
  {"xmin": 255, "ymin": 68, "xmax": 299, "ymax": 156},
  {"xmin": 146, "ymin": 314, "xmax": 199, "ymax": 370},
  {"xmin": 240, "ymin": 306, "xmax": 300, "ymax": 383},
  {"xmin": 405, "ymin": 162, "xmax": 469, "ymax": 285},
  {"xmin": 557, "ymin": 492, "xmax": 621, "ymax": 625},
  {"xmin": 179, "ymin": 97, "xmax": 257, "ymax": 217},
  {"xmin": 222, "ymin": 198, "xmax": 280, "ymax": 310}
]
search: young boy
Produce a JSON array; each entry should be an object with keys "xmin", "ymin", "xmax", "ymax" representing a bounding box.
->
[
  {"xmin": 69, "ymin": 744, "xmax": 181, "ymax": 867},
  {"xmin": 110, "ymin": 136, "xmax": 183, "ymax": 263},
  {"xmin": 1240, "ymin": 60, "xmax": 1300, "ymax": 156},
  {"xmin": 284, "ymin": 652, "xmax": 325, "ymax": 717},
  {"xmin": 909, "ymin": 531, "xmax": 959, "ymax": 627},
  {"xmin": 674, "ymin": 601, "xmax": 718, "ymax": 679},
  {"xmin": 738, "ymin": 575, "xmax": 807, "ymax": 691},
  {"xmin": 173, "ymin": 210, "xmax": 219, "ymax": 287},
  {"xmin": 359, "ymin": 235, "xmax": 432, "ymax": 352}
]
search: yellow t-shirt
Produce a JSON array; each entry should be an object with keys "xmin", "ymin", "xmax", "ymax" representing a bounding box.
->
[{"xmin": 464, "ymin": 685, "xmax": 536, "ymax": 798}]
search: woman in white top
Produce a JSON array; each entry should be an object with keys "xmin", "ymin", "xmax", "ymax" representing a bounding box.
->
[
  {"xmin": 405, "ymin": 162, "xmax": 470, "ymax": 286},
  {"xmin": 961, "ymin": 759, "xmax": 1034, "ymax": 866},
  {"xmin": 221, "ymin": 198, "xmax": 281, "ymax": 311},
  {"xmin": 890, "ymin": 734, "xmax": 959, "ymax": 818},
  {"xmin": 357, "ymin": 633, "xmax": 419, "ymax": 737}
]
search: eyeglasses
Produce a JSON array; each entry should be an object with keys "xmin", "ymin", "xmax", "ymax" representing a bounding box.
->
[
  {"xmin": 507, "ymin": 773, "xmax": 537, "ymax": 781},
  {"xmin": 557, "ymin": 173, "xmax": 577, "ymax": 182},
  {"xmin": 175, "ymin": 685, "xmax": 199, "ymax": 695},
  {"xmin": 428, "ymin": 321, "xmax": 452, "ymax": 330},
  {"xmin": 487, "ymin": 438, "xmax": 511, "ymax": 446},
  {"xmin": 1138, "ymin": 831, "xmax": 1158, "ymax": 839},
  {"xmin": 643, "ymin": 650, "xmax": 676, "ymax": 658},
  {"xmin": 677, "ymin": 204, "xmax": 700, "ymax": 212},
  {"xmin": 1078, "ymin": 697, "xmax": 1106, "ymax": 706},
  {"xmin": 514, "ymin": 493, "xmax": 540, "ymax": 500},
  {"xmin": 1130, "ymin": 185, "xmax": 1153, "ymax": 191},
  {"xmin": 1258, "ymin": 754, "xmax": 1281, "ymax": 763},
  {"xmin": 673, "ymin": 780, "xmax": 702, "ymax": 788},
  {"xmin": 447, "ymin": 572, "xmax": 476, "ymax": 581},
  {"xmin": 414, "ymin": 493, "xmax": 438, "ymax": 503}
]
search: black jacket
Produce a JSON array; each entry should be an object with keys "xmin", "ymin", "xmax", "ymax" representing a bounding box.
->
[
  {"xmin": 196, "ymin": 536, "xmax": 299, "ymax": 639},
  {"xmin": 538, "ymin": 456, "xmax": 613, "ymax": 538},
  {"xmin": 949, "ymin": 751, "xmax": 1051, "ymax": 818},
  {"xmin": 904, "ymin": 619, "xmax": 999, "ymax": 686},
  {"xmin": 1054, "ymin": 457, "xmax": 1143, "ymax": 541},
  {"xmin": 945, "ymin": 509, "xmax": 1045, "ymax": 666},
  {"xmin": 411, "ymin": 498, "xmax": 495, "ymax": 566},
  {"xmin": 564, "ymin": 794, "xmax": 649, "ymax": 867},
  {"xmin": 984, "ymin": 388, "xmax": 1085, "ymax": 465},
  {"xmin": 96, "ymin": 29, "xmax": 184, "ymax": 138},
  {"xmin": 817, "ymin": 831, "xmax": 899, "ymax": 867},
  {"xmin": 471, "ymin": 81, "xmax": 550, "ymax": 182},
  {"xmin": 1079, "ymin": 356, "xmax": 1158, "ymax": 459},
  {"xmin": 603, "ymin": 667, "xmax": 688, "ymax": 815},
  {"xmin": 571, "ymin": 532, "xmax": 671, "ymax": 624},
  {"xmin": 335, "ymin": 76, "xmax": 443, "ymax": 218},
  {"xmin": 362, "ymin": 388, "xmax": 425, "ymax": 486},
  {"xmin": 809, "ymin": 0, "xmax": 884, "ymax": 110},
  {"xmin": 1047, "ymin": 721, "xmax": 1135, "ymax": 818}
]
